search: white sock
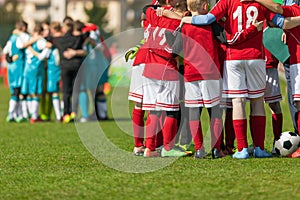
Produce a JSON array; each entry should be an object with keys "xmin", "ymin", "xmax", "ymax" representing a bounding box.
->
[
  {"xmin": 31, "ymin": 98, "xmax": 40, "ymax": 120},
  {"xmin": 27, "ymin": 98, "xmax": 33, "ymax": 117},
  {"xmin": 8, "ymin": 98, "xmax": 18, "ymax": 119},
  {"xmin": 97, "ymin": 101, "xmax": 107, "ymax": 119},
  {"xmin": 52, "ymin": 96, "xmax": 61, "ymax": 120},
  {"xmin": 16, "ymin": 101, "xmax": 23, "ymax": 118},
  {"xmin": 60, "ymin": 101, "xmax": 64, "ymax": 116},
  {"xmin": 21, "ymin": 100, "xmax": 29, "ymax": 119}
]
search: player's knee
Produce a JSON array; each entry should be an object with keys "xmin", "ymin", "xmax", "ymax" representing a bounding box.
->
[
  {"xmin": 232, "ymin": 97, "xmax": 246, "ymax": 106},
  {"xmin": 268, "ymin": 102, "xmax": 282, "ymax": 114}
]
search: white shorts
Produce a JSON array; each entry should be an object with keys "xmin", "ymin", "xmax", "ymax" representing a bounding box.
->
[
  {"xmin": 142, "ymin": 77, "xmax": 180, "ymax": 111},
  {"xmin": 220, "ymin": 98, "xmax": 233, "ymax": 109},
  {"xmin": 290, "ymin": 64, "xmax": 300, "ymax": 101},
  {"xmin": 128, "ymin": 64, "xmax": 145, "ymax": 103},
  {"xmin": 264, "ymin": 68, "xmax": 282, "ymax": 103},
  {"xmin": 185, "ymin": 80, "xmax": 221, "ymax": 108},
  {"xmin": 222, "ymin": 60, "xmax": 266, "ymax": 98}
]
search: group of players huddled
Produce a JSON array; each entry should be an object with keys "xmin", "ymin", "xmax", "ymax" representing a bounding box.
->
[
  {"xmin": 3, "ymin": 17, "xmax": 111, "ymax": 124},
  {"xmin": 127, "ymin": 0, "xmax": 300, "ymax": 159}
]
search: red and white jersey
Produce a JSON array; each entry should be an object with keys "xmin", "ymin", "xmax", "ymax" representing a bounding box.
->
[
  {"xmin": 282, "ymin": 5, "xmax": 300, "ymax": 65},
  {"xmin": 142, "ymin": 8, "xmax": 180, "ymax": 81},
  {"xmin": 265, "ymin": 47, "xmax": 279, "ymax": 69},
  {"xmin": 182, "ymin": 24, "xmax": 221, "ymax": 82},
  {"xmin": 210, "ymin": 0, "xmax": 274, "ymax": 60}
]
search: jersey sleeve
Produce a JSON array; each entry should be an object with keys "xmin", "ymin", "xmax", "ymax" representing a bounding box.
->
[
  {"xmin": 145, "ymin": 7, "xmax": 158, "ymax": 27},
  {"xmin": 16, "ymin": 33, "xmax": 30, "ymax": 49},
  {"xmin": 282, "ymin": 5, "xmax": 297, "ymax": 17},
  {"xmin": 227, "ymin": 25, "xmax": 259, "ymax": 45},
  {"xmin": 191, "ymin": 13, "xmax": 216, "ymax": 25},
  {"xmin": 210, "ymin": 0, "xmax": 228, "ymax": 21}
]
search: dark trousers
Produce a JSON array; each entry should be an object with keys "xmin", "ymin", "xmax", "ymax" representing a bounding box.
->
[{"xmin": 61, "ymin": 67, "xmax": 81, "ymax": 115}]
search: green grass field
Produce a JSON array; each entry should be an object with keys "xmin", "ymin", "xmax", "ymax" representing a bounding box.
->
[{"xmin": 1, "ymin": 78, "xmax": 300, "ymax": 200}]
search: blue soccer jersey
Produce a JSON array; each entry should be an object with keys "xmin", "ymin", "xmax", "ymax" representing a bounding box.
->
[
  {"xmin": 5, "ymin": 34, "xmax": 25, "ymax": 93},
  {"xmin": 22, "ymin": 38, "xmax": 47, "ymax": 95},
  {"xmin": 47, "ymin": 48, "xmax": 61, "ymax": 93}
]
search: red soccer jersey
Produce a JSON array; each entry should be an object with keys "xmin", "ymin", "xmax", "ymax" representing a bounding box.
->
[
  {"xmin": 142, "ymin": 8, "xmax": 180, "ymax": 81},
  {"xmin": 182, "ymin": 24, "xmax": 221, "ymax": 82},
  {"xmin": 282, "ymin": 5, "xmax": 300, "ymax": 65},
  {"xmin": 210, "ymin": 0, "xmax": 274, "ymax": 60},
  {"xmin": 265, "ymin": 47, "xmax": 279, "ymax": 69}
]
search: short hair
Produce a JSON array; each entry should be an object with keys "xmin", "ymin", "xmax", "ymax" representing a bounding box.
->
[
  {"xmin": 50, "ymin": 21, "xmax": 62, "ymax": 32},
  {"xmin": 174, "ymin": 0, "xmax": 188, "ymax": 12},
  {"xmin": 187, "ymin": 0, "xmax": 208, "ymax": 12},
  {"xmin": 15, "ymin": 20, "xmax": 27, "ymax": 31},
  {"xmin": 33, "ymin": 23, "xmax": 44, "ymax": 34},
  {"xmin": 63, "ymin": 16, "xmax": 73, "ymax": 24},
  {"xmin": 73, "ymin": 20, "xmax": 85, "ymax": 32},
  {"xmin": 63, "ymin": 22, "xmax": 74, "ymax": 33},
  {"xmin": 158, "ymin": 0, "xmax": 167, "ymax": 5}
]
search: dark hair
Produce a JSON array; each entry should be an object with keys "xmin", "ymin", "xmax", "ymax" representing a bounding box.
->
[
  {"xmin": 63, "ymin": 16, "xmax": 74, "ymax": 24},
  {"xmin": 73, "ymin": 20, "xmax": 85, "ymax": 32},
  {"xmin": 15, "ymin": 20, "xmax": 28, "ymax": 31},
  {"xmin": 34, "ymin": 23, "xmax": 44, "ymax": 34}
]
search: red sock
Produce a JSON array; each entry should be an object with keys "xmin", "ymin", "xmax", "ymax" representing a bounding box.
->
[
  {"xmin": 189, "ymin": 120, "xmax": 203, "ymax": 151},
  {"xmin": 297, "ymin": 111, "xmax": 300, "ymax": 135},
  {"xmin": 145, "ymin": 113, "xmax": 159, "ymax": 151},
  {"xmin": 250, "ymin": 116, "xmax": 266, "ymax": 149},
  {"xmin": 155, "ymin": 115, "xmax": 164, "ymax": 148},
  {"xmin": 233, "ymin": 119, "xmax": 248, "ymax": 151},
  {"xmin": 272, "ymin": 113, "xmax": 282, "ymax": 143},
  {"xmin": 132, "ymin": 108, "xmax": 145, "ymax": 147},
  {"xmin": 162, "ymin": 117, "xmax": 178, "ymax": 151},
  {"xmin": 225, "ymin": 110, "xmax": 235, "ymax": 147},
  {"xmin": 211, "ymin": 118, "xmax": 223, "ymax": 150}
]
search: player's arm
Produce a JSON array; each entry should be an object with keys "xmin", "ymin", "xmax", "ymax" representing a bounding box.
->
[
  {"xmin": 283, "ymin": 16, "xmax": 300, "ymax": 29},
  {"xmin": 28, "ymin": 46, "xmax": 51, "ymax": 60},
  {"xmin": 242, "ymin": 0, "xmax": 283, "ymax": 14},
  {"xmin": 180, "ymin": 14, "xmax": 216, "ymax": 27},
  {"xmin": 156, "ymin": 7, "xmax": 182, "ymax": 20},
  {"xmin": 227, "ymin": 19, "xmax": 264, "ymax": 45},
  {"xmin": 63, "ymin": 48, "xmax": 87, "ymax": 59}
]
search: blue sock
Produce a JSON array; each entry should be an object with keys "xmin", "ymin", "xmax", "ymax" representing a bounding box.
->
[{"xmin": 79, "ymin": 91, "xmax": 89, "ymax": 119}]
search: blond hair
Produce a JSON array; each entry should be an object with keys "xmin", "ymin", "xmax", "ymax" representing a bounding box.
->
[{"xmin": 187, "ymin": 0, "xmax": 208, "ymax": 12}]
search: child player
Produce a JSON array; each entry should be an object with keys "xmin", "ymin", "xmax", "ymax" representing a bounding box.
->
[
  {"xmin": 142, "ymin": 0, "xmax": 190, "ymax": 157},
  {"xmin": 172, "ymin": 0, "xmax": 224, "ymax": 158},
  {"xmin": 248, "ymin": 0, "xmax": 300, "ymax": 157}
]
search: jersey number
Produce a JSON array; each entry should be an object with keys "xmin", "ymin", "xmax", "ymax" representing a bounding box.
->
[{"xmin": 233, "ymin": 6, "xmax": 259, "ymax": 32}]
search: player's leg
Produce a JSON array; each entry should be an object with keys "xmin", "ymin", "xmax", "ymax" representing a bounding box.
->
[
  {"xmin": 142, "ymin": 77, "xmax": 160, "ymax": 157},
  {"xmin": 283, "ymin": 63, "xmax": 298, "ymax": 134},
  {"xmin": 288, "ymin": 64, "xmax": 300, "ymax": 157},
  {"xmin": 128, "ymin": 64, "xmax": 146, "ymax": 155},
  {"xmin": 223, "ymin": 60, "xmax": 249, "ymax": 159},
  {"xmin": 184, "ymin": 81, "xmax": 206, "ymax": 158},
  {"xmin": 7, "ymin": 87, "xmax": 20, "ymax": 122},
  {"xmin": 246, "ymin": 60, "xmax": 270, "ymax": 158},
  {"xmin": 95, "ymin": 85, "xmax": 108, "ymax": 120},
  {"xmin": 224, "ymin": 107, "xmax": 235, "ymax": 154}
]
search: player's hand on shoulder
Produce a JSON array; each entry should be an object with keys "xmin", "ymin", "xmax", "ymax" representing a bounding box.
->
[
  {"xmin": 240, "ymin": 0, "xmax": 255, "ymax": 2},
  {"xmin": 252, "ymin": 17, "xmax": 264, "ymax": 31},
  {"xmin": 180, "ymin": 16, "xmax": 192, "ymax": 28},
  {"xmin": 156, "ymin": 7, "xmax": 164, "ymax": 17}
]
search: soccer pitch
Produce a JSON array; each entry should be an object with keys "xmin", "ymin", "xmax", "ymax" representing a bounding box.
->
[{"xmin": 0, "ymin": 79, "xmax": 300, "ymax": 200}]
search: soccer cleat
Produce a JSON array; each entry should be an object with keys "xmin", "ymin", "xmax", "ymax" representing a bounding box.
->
[
  {"xmin": 248, "ymin": 144, "xmax": 254, "ymax": 156},
  {"xmin": 62, "ymin": 114, "xmax": 71, "ymax": 124},
  {"xmin": 194, "ymin": 148, "xmax": 207, "ymax": 159},
  {"xmin": 287, "ymin": 147, "xmax": 300, "ymax": 158},
  {"xmin": 212, "ymin": 148, "xmax": 225, "ymax": 159},
  {"xmin": 254, "ymin": 147, "xmax": 271, "ymax": 158},
  {"xmin": 232, "ymin": 148, "xmax": 249, "ymax": 159},
  {"xmin": 177, "ymin": 144, "xmax": 195, "ymax": 154},
  {"xmin": 6, "ymin": 116, "xmax": 15, "ymax": 122},
  {"xmin": 16, "ymin": 117, "xmax": 29, "ymax": 123},
  {"xmin": 70, "ymin": 112, "xmax": 76, "ymax": 121},
  {"xmin": 30, "ymin": 117, "xmax": 43, "ymax": 124},
  {"xmin": 143, "ymin": 148, "xmax": 160, "ymax": 158},
  {"xmin": 174, "ymin": 145, "xmax": 193, "ymax": 155},
  {"xmin": 79, "ymin": 118, "xmax": 89, "ymax": 123},
  {"xmin": 161, "ymin": 147, "xmax": 189, "ymax": 157},
  {"xmin": 133, "ymin": 146, "xmax": 145, "ymax": 156}
]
